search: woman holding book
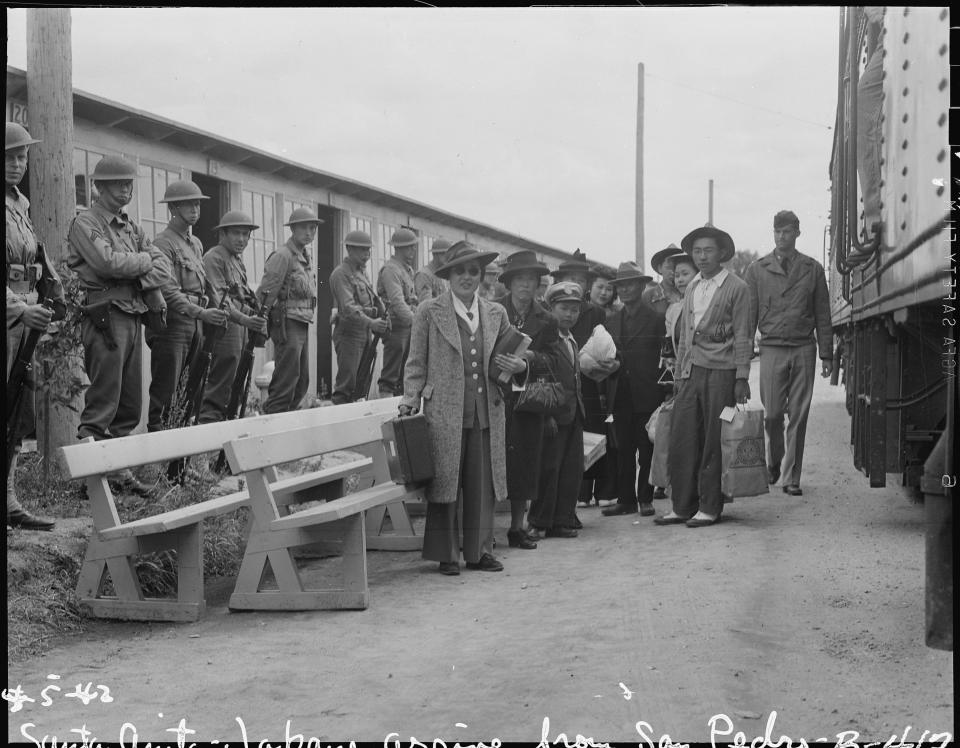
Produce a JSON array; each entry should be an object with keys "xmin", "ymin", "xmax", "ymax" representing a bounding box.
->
[{"xmin": 400, "ymin": 242, "xmax": 527, "ymax": 576}]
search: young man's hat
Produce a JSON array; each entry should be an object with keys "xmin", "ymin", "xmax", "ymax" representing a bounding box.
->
[{"xmin": 680, "ymin": 223, "xmax": 736, "ymax": 263}]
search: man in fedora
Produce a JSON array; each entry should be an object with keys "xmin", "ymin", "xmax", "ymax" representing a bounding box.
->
[
  {"xmin": 744, "ymin": 210, "xmax": 832, "ymax": 496},
  {"xmin": 257, "ymin": 207, "xmax": 323, "ymax": 413},
  {"xmin": 414, "ymin": 238, "xmax": 452, "ymax": 303},
  {"xmin": 601, "ymin": 262, "xmax": 665, "ymax": 518},
  {"xmin": 655, "ymin": 224, "xmax": 752, "ymax": 528},
  {"xmin": 642, "ymin": 243, "xmax": 684, "ymax": 316},
  {"xmin": 377, "ymin": 227, "xmax": 419, "ymax": 397}
]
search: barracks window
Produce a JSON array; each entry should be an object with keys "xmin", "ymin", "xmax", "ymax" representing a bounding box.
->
[
  {"xmin": 137, "ymin": 162, "xmax": 182, "ymax": 240},
  {"xmin": 242, "ymin": 188, "xmax": 277, "ymax": 287}
]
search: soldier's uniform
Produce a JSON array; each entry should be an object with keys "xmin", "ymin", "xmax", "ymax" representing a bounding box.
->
[
  {"xmin": 414, "ymin": 238, "xmax": 452, "ymax": 303},
  {"xmin": 67, "ymin": 159, "xmax": 169, "ymax": 443},
  {"xmin": 258, "ymin": 232, "xmax": 318, "ymax": 414},
  {"xmin": 198, "ymin": 241, "xmax": 258, "ymax": 424},
  {"xmin": 376, "ymin": 235, "xmax": 418, "ymax": 397},
  {"xmin": 147, "ymin": 212, "xmax": 210, "ymax": 431},
  {"xmin": 329, "ymin": 233, "xmax": 381, "ymax": 404}
]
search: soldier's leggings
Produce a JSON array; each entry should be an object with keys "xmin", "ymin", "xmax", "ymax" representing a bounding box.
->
[
  {"xmin": 198, "ymin": 322, "xmax": 245, "ymax": 424},
  {"xmin": 332, "ymin": 320, "xmax": 370, "ymax": 404},
  {"xmin": 145, "ymin": 310, "xmax": 199, "ymax": 432},
  {"xmin": 78, "ymin": 308, "xmax": 143, "ymax": 441},
  {"xmin": 263, "ymin": 318, "xmax": 310, "ymax": 414},
  {"xmin": 377, "ymin": 320, "xmax": 411, "ymax": 397},
  {"xmin": 6, "ymin": 322, "xmax": 36, "ymax": 443}
]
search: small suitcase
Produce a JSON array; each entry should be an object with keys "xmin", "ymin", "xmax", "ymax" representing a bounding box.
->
[{"xmin": 381, "ymin": 413, "xmax": 435, "ymax": 486}]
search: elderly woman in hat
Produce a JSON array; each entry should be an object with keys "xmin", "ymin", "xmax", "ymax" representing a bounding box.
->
[
  {"xmin": 493, "ymin": 250, "xmax": 558, "ymax": 550},
  {"xmin": 400, "ymin": 241, "xmax": 528, "ymax": 576},
  {"xmin": 6, "ymin": 122, "xmax": 63, "ymax": 531}
]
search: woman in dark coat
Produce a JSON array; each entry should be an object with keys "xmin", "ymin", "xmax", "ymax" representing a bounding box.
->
[
  {"xmin": 400, "ymin": 242, "xmax": 528, "ymax": 576},
  {"xmin": 493, "ymin": 250, "xmax": 559, "ymax": 550}
]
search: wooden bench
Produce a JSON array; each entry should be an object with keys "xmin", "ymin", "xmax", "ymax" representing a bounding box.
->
[
  {"xmin": 223, "ymin": 413, "xmax": 426, "ymax": 611},
  {"xmin": 59, "ymin": 398, "xmax": 419, "ymax": 622}
]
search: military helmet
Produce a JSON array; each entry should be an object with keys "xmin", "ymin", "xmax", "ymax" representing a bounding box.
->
[
  {"xmin": 344, "ymin": 230, "xmax": 373, "ymax": 249},
  {"xmin": 159, "ymin": 180, "xmax": 210, "ymax": 204},
  {"xmin": 91, "ymin": 155, "xmax": 138, "ymax": 181},
  {"xmin": 213, "ymin": 210, "xmax": 259, "ymax": 231},
  {"xmin": 388, "ymin": 227, "xmax": 419, "ymax": 248},
  {"xmin": 5, "ymin": 122, "xmax": 41, "ymax": 151},
  {"xmin": 285, "ymin": 207, "xmax": 324, "ymax": 227},
  {"xmin": 431, "ymin": 238, "xmax": 453, "ymax": 254}
]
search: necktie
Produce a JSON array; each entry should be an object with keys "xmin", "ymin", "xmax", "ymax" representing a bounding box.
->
[{"xmin": 466, "ymin": 311, "xmax": 473, "ymax": 320}]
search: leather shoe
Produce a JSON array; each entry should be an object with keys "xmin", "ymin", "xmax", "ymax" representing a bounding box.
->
[
  {"xmin": 438, "ymin": 562, "xmax": 460, "ymax": 576},
  {"xmin": 653, "ymin": 514, "xmax": 690, "ymax": 526},
  {"xmin": 525, "ymin": 526, "xmax": 545, "ymax": 541},
  {"xmin": 686, "ymin": 515, "xmax": 720, "ymax": 528},
  {"xmin": 7, "ymin": 509, "xmax": 55, "ymax": 531},
  {"xmin": 602, "ymin": 504, "xmax": 638, "ymax": 517},
  {"xmin": 507, "ymin": 529, "xmax": 537, "ymax": 549},
  {"xmin": 639, "ymin": 502, "xmax": 655, "ymax": 516},
  {"xmin": 545, "ymin": 527, "xmax": 578, "ymax": 538},
  {"xmin": 108, "ymin": 470, "xmax": 154, "ymax": 497},
  {"xmin": 466, "ymin": 553, "xmax": 503, "ymax": 572},
  {"xmin": 783, "ymin": 484, "xmax": 803, "ymax": 496},
  {"xmin": 652, "ymin": 487, "xmax": 667, "ymax": 500},
  {"xmin": 572, "ymin": 513, "xmax": 583, "ymax": 529},
  {"xmin": 767, "ymin": 465, "xmax": 781, "ymax": 485}
]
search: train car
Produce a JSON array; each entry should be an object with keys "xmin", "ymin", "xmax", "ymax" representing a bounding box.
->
[{"xmin": 826, "ymin": 7, "xmax": 952, "ymax": 650}]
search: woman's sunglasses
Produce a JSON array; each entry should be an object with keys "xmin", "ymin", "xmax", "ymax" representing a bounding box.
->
[{"xmin": 450, "ymin": 264, "xmax": 482, "ymax": 277}]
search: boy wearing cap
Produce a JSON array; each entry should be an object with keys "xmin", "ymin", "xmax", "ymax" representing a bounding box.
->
[
  {"xmin": 528, "ymin": 281, "xmax": 587, "ymax": 539},
  {"xmin": 656, "ymin": 225, "xmax": 752, "ymax": 528},
  {"xmin": 258, "ymin": 208, "xmax": 322, "ymax": 413},
  {"xmin": 744, "ymin": 211, "xmax": 832, "ymax": 496},
  {"xmin": 377, "ymin": 228, "xmax": 419, "ymax": 397}
]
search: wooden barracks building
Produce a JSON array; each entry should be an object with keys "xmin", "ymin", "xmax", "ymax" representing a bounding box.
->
[{"xmin": 7, "ymin": 65, "xmax": 608, "ymax": 416}]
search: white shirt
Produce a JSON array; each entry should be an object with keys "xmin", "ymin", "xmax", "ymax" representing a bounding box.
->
[
  {"xmin": 451, "ymin": 292, "xmax": 479, "ymax": 334},
  {"xmin": 691, "ymin": 268, "xmax": 730, "ymax": 328}
]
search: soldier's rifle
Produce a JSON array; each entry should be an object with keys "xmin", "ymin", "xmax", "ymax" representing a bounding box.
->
[
  {"xmin": 212, "ymin": 294, "xmax": 270, "ymax": 474},
  {"xmin": 5, "ymin": 243, "xmax": 67, "ymax": 482},
  {"xmin": 166, "ymin": 283, "xmax": 233, "ymax": 482},
  {"xmin": 352, "ymin": 294, "xmax": 388, "ymax": 402}
]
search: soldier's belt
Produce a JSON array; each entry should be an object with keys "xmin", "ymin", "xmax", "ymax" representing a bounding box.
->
[
  {"xmin": 84, "ymin": 283, "xmax": 139, "ymax": 304},
  {"xmin": 284, "ymin": 298, "xmax": 317, "ymax": 310},
  {"xmin": 7, "ymin": 263, "xmax": 41, "ymax": 292},
  {"xmin": 182, "ymin": 291, "xmax": 207, "ymax": 306}
]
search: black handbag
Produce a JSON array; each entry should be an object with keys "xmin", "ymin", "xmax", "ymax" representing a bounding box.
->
[{"xmin": 514, "ymin": 358, "xmax": 566, "ymax": 416}]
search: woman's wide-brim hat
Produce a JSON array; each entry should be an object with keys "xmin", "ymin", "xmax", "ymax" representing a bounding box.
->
[
  {"xmin": 498, "ymin": 250, "xmax": 550, "ymax": 284},
  {"xmin": 554, "ymin": 248, "xmax": 595, "ymax": 279},
  {"xmin": 434, "ymin": 241, "xmax": 500, "ymax": 280},
  {"xmin": 608, "ymin": 261, "xmax": 653, "ymax": 286},
  {"xmin": 680, "ymin": 223, "xmax": 736, "ymax": 263},
  {"xmin": 650, "ymin": 243, "xmax": 682, "ymax": 273}
]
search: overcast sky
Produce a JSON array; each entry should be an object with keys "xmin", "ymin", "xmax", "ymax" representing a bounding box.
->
[{"xmin": 6, "ymin": 6, "xmax": 840, "ymax": 268}]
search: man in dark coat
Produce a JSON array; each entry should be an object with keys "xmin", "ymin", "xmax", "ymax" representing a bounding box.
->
[{"xmin": 602, "ymin": 262, "xmax": 666, "ymax": 517}]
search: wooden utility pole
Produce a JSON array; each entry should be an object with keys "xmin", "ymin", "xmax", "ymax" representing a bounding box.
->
[
  {"xmin": 708, "ymin": 179, "xmax": 714, "ymax": 224},
  {"xmin": 636, "ymin": 62, "xmax": 645, "ymax": 268},
  {"xmin": 27, "ymin": 8, "xmax": 80, "ymax": 479}
]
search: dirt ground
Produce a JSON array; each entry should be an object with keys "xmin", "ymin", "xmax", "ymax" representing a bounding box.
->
[{"xmin": 5, "ymin": 372, "xmax": 954, "ymax": 745}]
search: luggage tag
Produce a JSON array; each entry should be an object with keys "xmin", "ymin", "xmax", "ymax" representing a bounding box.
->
[
  {"xmin": 605, "ymin": 414, "xmax": 614, "ymax": 424},
  {"xmin": 718, "ymin": 406, "xmax": 737, "ymax": 423}
]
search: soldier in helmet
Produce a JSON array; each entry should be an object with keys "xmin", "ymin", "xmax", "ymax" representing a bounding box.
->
[
  {"xmin": 257, "ymin": 207, "xmax": 321, "ymax": 413},
  {"xmin": 6, "ymin": 122, "xmax": 61, "ymax": 530},
  {"xmin": 198, "ymin": 211, "xmax": 268, "ymax": 423},
  {"xmin": 329, "ymin": 230, "xmax": 389, "ymax": 404},
  {"xmin": 376, "ymin": 227, "xmax": 419, "ymax": 397},
  {"xmin": 67, "ymin": 155, "xmax": 172, "ymax": 496},
  {"xmin": 146, "ymin": 180, "xmax": 228, "ymax": 432},
  {"xmin": 414, "ymin": 238, "xmax": 452, "ymax": 303}
]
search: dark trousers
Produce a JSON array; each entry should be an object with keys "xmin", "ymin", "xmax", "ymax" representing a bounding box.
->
[
  {"xmin": 332, "ymin": 321, "xmax": 369, "ymax": 404},
  {"xmin": 79, "ymin": 309, "xmax": 143, "ymax": 441},
  {"xmin": 263, "ymin": 318, "xmax": 310, "ymax": 414},
  {"xmin": 614, "ymin": 409, "xmax": 655, "ymax": 508},
  {"xmin": 146, "ymin": 311, "xmax": 199, "ymax": 432},
  {"xmin": 422, "ymin": 428, "xmax": 495, "ymax": 564},
  {"xmin": 198, "ymin": 322, "xmax": 245, "ymax": 424},
  {"xmin": 377, "ymin": 321, "xmax": 410, "ymax": 396},
  {"xmin": 668, "ymin": 365, "xmax": 736, "ymax": 518},
  {"xmin": 530, "ymin": 416, "xmax": 584, "ymax": 530}
]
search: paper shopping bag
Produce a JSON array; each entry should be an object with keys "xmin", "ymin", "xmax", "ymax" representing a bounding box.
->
[
  {"xmin": 647, "ymin": 399, "xmax": 673, "ymax": 487},
  {"xmin": 720, "ymin": 406, "xmax": 770, "ymax": 498}
]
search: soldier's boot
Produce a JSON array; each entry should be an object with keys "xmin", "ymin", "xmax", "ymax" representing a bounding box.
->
[
  {"xmin": 7, "ymin": 451, "xmax": 56, "ymax": 531},
  {"xmin": 106, "ymin": 468, "xmax": 155, "ymax": 498}
]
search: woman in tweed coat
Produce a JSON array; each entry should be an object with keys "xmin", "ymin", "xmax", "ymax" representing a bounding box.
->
[{"xmin": 400, "ymin": 242, "xmax": 527, "ymax": 575}]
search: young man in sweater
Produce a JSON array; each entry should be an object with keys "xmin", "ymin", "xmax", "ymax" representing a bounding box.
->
[{"xmin": 655, "ymin": 224, "xmax": 752, "ymax": 528}]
